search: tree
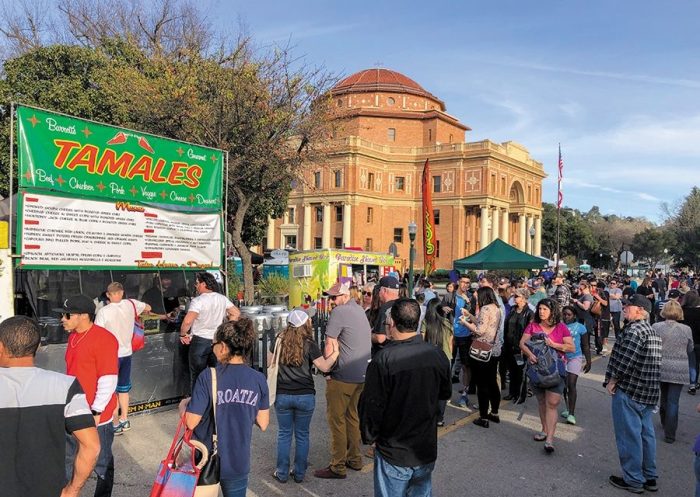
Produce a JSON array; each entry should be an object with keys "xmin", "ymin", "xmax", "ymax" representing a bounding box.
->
[
  {"xmin": 0, "ymin": 0, "xmax": 337, "ymax": 302},
  {"xmin": 631, "ymin": 227, "xmax": 671, "ymax": 271},
  {"xmin": 667, "ymin": 187, "xmax": 700, "ymax": 270}
]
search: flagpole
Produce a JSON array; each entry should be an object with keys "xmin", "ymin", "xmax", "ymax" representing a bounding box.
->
[{"xmin": 555, "ymin": 143, "xmax": 562, "ymax": 272}]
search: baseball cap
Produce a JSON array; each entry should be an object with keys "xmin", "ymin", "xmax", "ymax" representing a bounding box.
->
[
  {"xmin": 622, "ymin": 294, "xmax": 652, "ymax": 313},
  {"xmin": 378, "ymin": 276, "xmax": 400, "ymax": 290},
  {"xmin": 287, "ymin": 309, "xmax": 309, "ymax": 327},
  {"xmin": 323, "ymin": 281, "xmax": 351, "ymax": 296},
  {"xmin": 56, "ymin": 295, "xmax": 96, "ymax": 315},
  {"xmin": 668, "ymin": 289, "xmax": 681, "ymax": 299}
]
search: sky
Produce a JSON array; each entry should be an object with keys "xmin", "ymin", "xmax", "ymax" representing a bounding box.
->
[{"xmin": 198, "ymin": 0, "xmax": 700, "ymax": 223}]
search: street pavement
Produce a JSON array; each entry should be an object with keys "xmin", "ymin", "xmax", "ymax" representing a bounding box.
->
[{"xmin": 85, "ymin": 352, "xmax": 697, "ymax": 496}]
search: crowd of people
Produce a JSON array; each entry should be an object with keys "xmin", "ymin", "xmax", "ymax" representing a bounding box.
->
[{"xmin": 3, "ymin": 267, "xmax": 700, "ymax": 496}]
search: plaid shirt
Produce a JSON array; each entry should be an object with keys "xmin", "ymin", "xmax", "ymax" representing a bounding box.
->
[{"xmin": 604, "ymin": 318, "xmax": 661, "ymax": 405}]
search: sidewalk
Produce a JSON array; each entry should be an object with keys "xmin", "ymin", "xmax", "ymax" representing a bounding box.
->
[{"xmin": 86, "ymin": 355, "xmax": 697, "ymax": 496}]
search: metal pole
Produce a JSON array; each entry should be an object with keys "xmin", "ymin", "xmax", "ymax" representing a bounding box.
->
[
  {"xmin": 408, "ymin": 237, "xmax": 415, "ymax": 298},
  {"xmin": 8, "ymin": 103, "xmax": 14, "ymax": 253}
]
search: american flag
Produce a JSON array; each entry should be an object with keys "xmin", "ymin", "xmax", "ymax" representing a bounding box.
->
[{"xmin": 557, "ymin": 144, "xmax": 563, "ymax": 209}]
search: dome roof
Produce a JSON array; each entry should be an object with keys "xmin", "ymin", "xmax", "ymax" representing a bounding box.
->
[{"xmin": 331, "ymin": 68, "xmax": 444, "ymax": 108}]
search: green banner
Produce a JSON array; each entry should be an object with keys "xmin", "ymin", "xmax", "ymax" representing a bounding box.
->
[{"xmin": 17, "ymin": 105, "xmax": 223, "ymax": 211}]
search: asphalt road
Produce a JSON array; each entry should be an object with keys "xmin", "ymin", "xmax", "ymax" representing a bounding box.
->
[{"xmin": 84, "ymin": 353, "xmax": 697, "ymax": 496}]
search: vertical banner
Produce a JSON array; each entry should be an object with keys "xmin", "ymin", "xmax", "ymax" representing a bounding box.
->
[{"xmin": 421, "ymin": 159, "xmax": 436, "ymax": 275}]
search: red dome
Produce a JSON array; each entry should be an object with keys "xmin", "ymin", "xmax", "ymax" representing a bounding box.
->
[{"xmin": 332, "ymin": 68, "xmax": 444, "ymax": 108}]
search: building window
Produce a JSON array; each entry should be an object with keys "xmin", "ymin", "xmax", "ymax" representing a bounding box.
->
[
  {"xmin": 334, "ymin": 170, "xmax": 342, "ymax": 188},
  {"xmin": 334, "ymin": 237, "xmax": 343, "ymax": 249},
  {"xmin": 315, "ymin": 206, "xmax": 323, "ymax": 222},
  {"xmin": 337, "ymin": 99, "xmax": 343, "ymax": 107},
  {"xmin": 365, "ymin": 238, "xmax": 373, "ymax": 251},
  {"xmin": 368, "ymin": 172, "xmax": 375, "ymax": 190},
  {"xmin": 436, "ymin": 240, "xmax": 440, "ymax": 258},
  {"xmin": 387, "ymin": 128, "xmax": 396, "ymax": 142},
  {"xmin": 528, "ymin": 185, "xmax": 532, "ymax": 202},
  {"xmin": 394, "ymin": 228, "xmax": 403, "ymax": 243},
  {"xmin": 434, "ymin": 209, "xmax": 440, "ymax": 225},
  {"xmin": 335, "ymin": 205, "xmax": 343, "ymax": 222},
  {"xmin": 428, "ymin": 129, "xmax": 432, "ymax": 142},
  {"xmin": 367, "ymin": 207, "xmax": 374, "ymax": 223},
  {"xmin": 314, "ymin": 237, "xmax": 322, "ymax": 249},
  {"xmin": 285, "ymin": 235, "xmax": 297, "ymax": 249},
  {"xmin": 287, "ymin": 207, "xmax": 295, "ymax": 224},
  {"xmin": 433, "ymin": 175, "xmax": 441, "ymax": 193},
  {"xmin": 387, "ymin": 97, "xmax": 395, "ymax": 106},
  {"xmin": 395, "ymin": 176, "xmax": 405, "ymax": 191},
  {"xmin": 501, "ymin": 176, "xmax": 506, "ymax": 195},
  {"xmin": 314, "ymin": 171, "xmax": 321, "ymax": 188},
  {"xmin": 449, "ymin": 134, "xmax": 453, "ymax": 143}
]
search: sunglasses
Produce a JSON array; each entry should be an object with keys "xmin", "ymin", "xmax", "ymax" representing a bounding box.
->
[
  {"xmin": 61, "ymin": 312, "xmax": 72, "ymax": 319},
  {"xmin": 363, "ymin": 291, "xmax": 372, "ymax": 296},
  {"xmin": 329, "ymin": 295, "xmax": 339, "ymax": 301}
]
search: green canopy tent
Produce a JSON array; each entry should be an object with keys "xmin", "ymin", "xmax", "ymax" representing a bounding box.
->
[{"xmin": 453, "ymin": 239, "xmax": 549, "ymax": 271}]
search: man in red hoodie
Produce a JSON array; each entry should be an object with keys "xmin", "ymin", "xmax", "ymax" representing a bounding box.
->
[{"xmin": 61, "ymin": 295, "xmax": 119, "ymax": 497}]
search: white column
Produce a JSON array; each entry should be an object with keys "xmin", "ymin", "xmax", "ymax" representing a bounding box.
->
[
  {"xmin": 491, "ymin": 207, "xmax": 500, "ymax": 242},
  {"xmin": 518, "ymin": 214, "xmax": 526, "ymax": 251},
  {"xmin": 322, "ymin": 203, "xmax": 331, "ymax": 248},
  {"xmin": 302, "ymin": 204, "xmax": 311, "ymax": 250},
  {"xmin": 342, "ymin": 203, "xmax": 352, "ymax": 247},
  {"xmin": 535, "ymin": 217, "xmax": 542, "ymax": 257},
  {"xmin": 501, "ymin": 209, "xmax": 509, "ymax": 244},
  {"xmin": 480, "ymin": 206, "xmax": 490, "ymax": 249},
  {"xmin": 266, "ymin": 216, "xmax": 275, "ymax": 249},
  {"xmin": 525, "ymin": 215, "xmax": 533, "ymax": 255}
]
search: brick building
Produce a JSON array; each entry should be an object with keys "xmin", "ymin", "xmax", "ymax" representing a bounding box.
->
[{"xmin": 265, "ymin": 68, "xmax": 546, "ymax": 270}]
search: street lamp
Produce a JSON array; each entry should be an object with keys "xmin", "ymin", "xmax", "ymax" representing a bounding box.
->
[
  {"xmin": 408, "ymin": 221, "xmax": 417, "ymax": 297},
  {"xmin": 529, "ymin": 224, "xmax": 536, "ymax": 255}
]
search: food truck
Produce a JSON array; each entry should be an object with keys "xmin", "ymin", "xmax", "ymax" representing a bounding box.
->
[
  {"xmin": 9, "ymin": 105, "xmax": 225, "ymax": 413},
  {"xmin": 288, "ymin": 249, "xmax": 396, "ymax": 307}
]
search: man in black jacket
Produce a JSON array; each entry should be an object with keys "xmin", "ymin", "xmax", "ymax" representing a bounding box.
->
[{"xmin": 359, "ymin": 299, "xmax": 452, "ymax": 497}]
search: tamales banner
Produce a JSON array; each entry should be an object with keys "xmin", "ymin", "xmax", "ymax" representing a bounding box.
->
[{"xmin": 17, "ymin": 105, "xmax": 223, "ymax": 212}]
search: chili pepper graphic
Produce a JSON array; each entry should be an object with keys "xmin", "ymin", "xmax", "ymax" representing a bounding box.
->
[
  {"xmin": 138, "ymin": 136, "xmax": 154, "ymax": 153},
  {"xmin": 107, "ymin": 132, "xmax": 127, "ymax": 145}
]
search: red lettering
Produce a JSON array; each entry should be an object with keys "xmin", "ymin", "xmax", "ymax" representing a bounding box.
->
[
  {"xmin": 183, "ymin": 165, "xmax": 202, "ymax": 188},
  {"xmin": 66, "ymin": 145, "xmax": 99, "ymax": 172},
  {"xmin": 167, "ymin": 162, "xmax": 187, "ymax": 185},
  {"xmin": 151, "ymin": 159, "xmax": 168, "ymax": 183},
  {"xmin": 53, "ymin": 140, "xmax": 81, "ymax": 169},
  {"xmin": 127, "ymin": 155, "xmax": 152, "ymax": 182},
  {"xmin": 97, "ymin": 149, "xmax": 134, "ymax": 177}
]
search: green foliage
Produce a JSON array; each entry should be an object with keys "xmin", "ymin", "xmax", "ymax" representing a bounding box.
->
[
  {"xmin": 225, "ymin": 259, "xmax": 243, "ymax": 298},
  {"xmin": 257, "ymin": 273, "xmax": 289, "ymax": 297},
  {"xmin": 666, "ymin": 187, "xmax": 700, "ymax": 269}
]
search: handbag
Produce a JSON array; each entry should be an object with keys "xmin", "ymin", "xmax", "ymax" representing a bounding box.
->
[
  {"xmin": 129, "ymin": 299, "xmax": 146, "ymax": 352},
  {"xmin": 194, "ymin": 368, "xmax": 220, "ymax": 497},
  {"xmin": 590, "ymin": 300, "xmax": 602, "ymax": 317},
  {"xmin": 149, "ymin": 418, "xmax": 206, "ymax": 497},
  {"xmin": 469, "ymin": 339, "xmax": 493, "ymax": 362},
  {"xmin": 267, "ymin": 335, "xmax": 282, "ymax": 405}
]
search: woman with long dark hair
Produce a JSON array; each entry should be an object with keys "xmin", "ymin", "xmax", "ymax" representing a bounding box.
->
[
  {"xmin": 462, "ymin": 286, "xmax": 502, "ymax": 428},
  {"xmin": 272, "ymin": 310, "xmax": 339, "ymax": 482},
  {"xmin": 185, "ymin": 318, "xmax": 269, "ymax": 497},
  {"xmin": 519, "ymin": 298, "xmax": 574, "ymax": 453},
  {"xmin": 502, "ymin": 288, "xmax": 534, "ymax": 401},
  {"xmin": 421, "ymin": 298, "xmax": 454, "ymax": 426},
  {"xmin": 561, "ymin": 305, "xmax": 591, "ymax": 425}
]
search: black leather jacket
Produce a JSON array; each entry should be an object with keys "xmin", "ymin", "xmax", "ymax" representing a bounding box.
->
[{"xmin": 504, "ymin": 306, "xmax": 534, "ymax": 347}]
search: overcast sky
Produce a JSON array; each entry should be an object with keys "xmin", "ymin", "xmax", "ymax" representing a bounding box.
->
[{"xmin": 205, "ymin": 1, "xmax": 699, "ymax": 222}]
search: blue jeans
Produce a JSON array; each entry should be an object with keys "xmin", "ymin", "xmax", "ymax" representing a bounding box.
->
[
  {"xmin": 66, "ymin": 423, "xmax": 114, "ymax": 497},
  {"xmin": 659, "ymin": 382, "xmax": 683, "ymax": 441},
  {"xmin": 275, "ymin": 393, "xmax": 315, "ymax": 481},
  {"xmin": 374, "ymin": 450, "xmax": 434, "ymax": 497},
  {"xmin": 611, "ymin": 388, "xmax": 658, "ymax": 488},
  {"xmin": 221, "ymin": 474, "xmax": 249, "ymax": 497},
  {"xmin": 189, "ymin": 335, "xmax": 216, "ymax": 392}
]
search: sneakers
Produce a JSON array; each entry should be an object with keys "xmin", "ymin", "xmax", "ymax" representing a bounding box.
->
[
  {"xmin": 566, "ymin": 415, "xmax": 576, "ymax": 425},
  {"xmin": 113, "ymin": 420, "xmax": 131, "ymax": 435},
  {"xmin": 643, "ymin": 479, "xmax": 658, "ymax": 492},
  {"xmin": 456, "ymin": 394, "xmax": 468, "ymax": 408},
  {"xmin": 609, "ymin": 475, "xmax": 643, "ymax": 494},
  {"xmin": 272, "ymin": 471, "xmax": 288, "ymax": 483},
  {"xmin": 560, "ymin": 410, "xmax": 570, "ymax": 419},
  {"xmin": 486, "ymin": 413, "xmax": 500, "ymax": 423},
  {"xmin": 472, "ymin": 417, "xmax": 489, "ymax": 428},
  {"xmin": 689, "ymin": 385, "xmax": 697, "ymax": 395}
]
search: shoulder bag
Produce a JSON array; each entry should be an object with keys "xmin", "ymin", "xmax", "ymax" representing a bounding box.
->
[
  {"xmin": 267, "ymin": 335, "xmax": 282, "ymax": 405},
  {"xmin": 194, "ymin": 368, "xmax": 220, "ymax": 497},
  {"xmin": 129, "ymin": 299, "xmax": 146, "ymax": 352},
  {"xmin": 590, "ymin": 300, "xmax": 602, "ymax": 317}
]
